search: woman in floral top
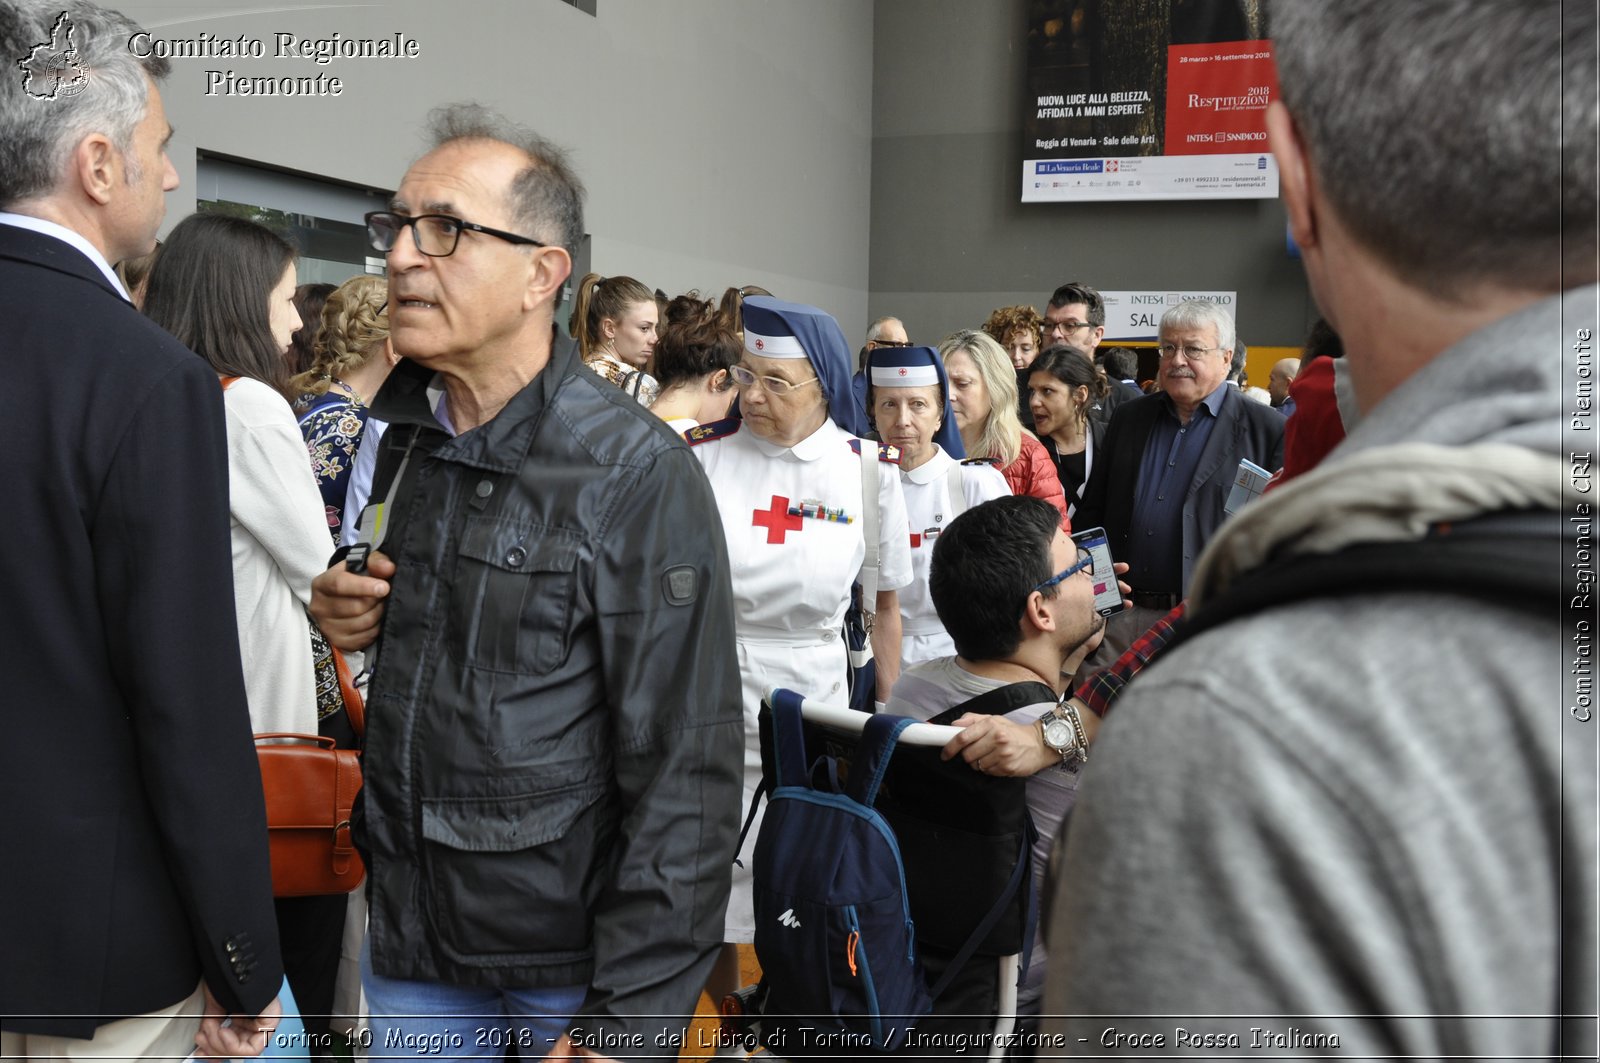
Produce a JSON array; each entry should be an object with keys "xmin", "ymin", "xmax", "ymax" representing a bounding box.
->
[
  {"xmin": 290, "ymin": 275, "xmax": 396, "ymax": 544},
  {"xmin": 566, "ymin": 271, "xmax": 660, "ymax": 405}
]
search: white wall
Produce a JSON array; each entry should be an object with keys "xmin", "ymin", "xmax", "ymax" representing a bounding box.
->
[{"xmin": 121, "ymin": 0, "xmax": 875, "ymax": 336}]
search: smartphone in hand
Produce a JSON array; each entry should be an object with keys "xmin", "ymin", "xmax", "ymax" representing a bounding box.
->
[{"xmin": 1070, "ymin": 526, "xmax": 1127, "ymax": 617}]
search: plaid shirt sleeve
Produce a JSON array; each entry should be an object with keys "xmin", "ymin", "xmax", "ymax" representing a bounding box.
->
[{"xmin": 1075, "ymin": 602, "xmax": 1187, "ymax": 718}]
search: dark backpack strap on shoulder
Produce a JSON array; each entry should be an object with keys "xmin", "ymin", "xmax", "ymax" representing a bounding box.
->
[
  {"xmin": 847, "ymin": 713, "xmax": 916, "ymax": 807},
  {"xmin": 767, "ymin": 688, "xmax": 810, "ymax": 790},
  {"xmin": 927, "ymin": 681, "xmax": 1059, "ymax": 726},
  {"xmin": 736, "ymin": 689, "xmax": 806, "ymax": 866},
  {"xmin": 1171, "ymin": 509, "xmax": 1565, "ymax": 654}
]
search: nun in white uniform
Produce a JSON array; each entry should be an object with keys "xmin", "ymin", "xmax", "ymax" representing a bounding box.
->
[
  {"xmin": 685, "ymin": 296, "xmax": 912, "ymax": 977},
  {"xmin": 866, "ymin": 345, "xmax": 1011, "ymax": 667}
]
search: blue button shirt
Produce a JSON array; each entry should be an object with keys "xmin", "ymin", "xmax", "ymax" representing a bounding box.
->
[{"xmin": 1126, "ymin": 385, "xmax": 1228, "ymax": 594}]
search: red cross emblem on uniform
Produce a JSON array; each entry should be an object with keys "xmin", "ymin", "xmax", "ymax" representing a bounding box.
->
[
  {"xmin": 754, "ymin": 338, "xmax": 765, "ymax": 351},
  {"xmin": 898, "ymin": 367, "xmax": 908, "ymax": 377},
  {"xmin": 752, "ymin": 495, "xmax": 803, "ymax": 544}
]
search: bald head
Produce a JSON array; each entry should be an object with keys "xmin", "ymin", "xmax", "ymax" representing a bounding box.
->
[
  {"xmin": 1268, "ymin": 358, "xmax": 1299, "ymax": 406},
  {"xmin": 866, "ymin": 316, "xmax": 908, "ymax": 347}
]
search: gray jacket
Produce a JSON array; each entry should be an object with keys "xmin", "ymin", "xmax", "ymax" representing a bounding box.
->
[{"xmin": 1045, "ymin": 287, "xmax": 1597, "ymax": 1057}]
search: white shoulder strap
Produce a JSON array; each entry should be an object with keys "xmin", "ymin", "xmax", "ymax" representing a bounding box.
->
[
  {"xmin": 858, "ymin": 440, "xmax": 880, "ymax": 608},
  {"xmin": 945, "ymin": 462, "xmax": 968, "ymax": 522}
]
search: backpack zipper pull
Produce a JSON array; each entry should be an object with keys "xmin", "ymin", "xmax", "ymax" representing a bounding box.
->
[{"xmin": 846, "ymin": 929, "xmax": 859, "ymax": 977}]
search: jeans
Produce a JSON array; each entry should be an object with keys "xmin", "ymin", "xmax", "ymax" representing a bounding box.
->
[{"xmin": 361, "ymin": 939, "xmax": 585, "ymax": 1060}]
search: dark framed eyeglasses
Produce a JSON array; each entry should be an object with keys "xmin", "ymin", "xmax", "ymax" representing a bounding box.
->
[
  {"xmin": 1045, "ymin": 319, "xmax": 1094, "ymax": 334},
  {"xmin": 365, "ymin": 211, "xmax": 546, "ymax": 258},
  {"xmin": 1032, "ymin": 552, "xmax": 1094, "ymax": 594}
]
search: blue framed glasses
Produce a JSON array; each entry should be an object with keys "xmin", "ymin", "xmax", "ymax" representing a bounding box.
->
[{"xmin": 1032, "ymin": 552, "xmax": 1094, "ymax": 594}]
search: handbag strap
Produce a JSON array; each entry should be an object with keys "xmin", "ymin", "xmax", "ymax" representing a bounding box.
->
[{"xmin": 333, "ymin": 646, "xmax": 365, "ymax": 737}]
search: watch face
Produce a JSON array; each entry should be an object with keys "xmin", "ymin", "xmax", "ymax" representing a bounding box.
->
[{"xmin": 1043, "ymin": 717, "xmax": 1076, "ymax": 750}]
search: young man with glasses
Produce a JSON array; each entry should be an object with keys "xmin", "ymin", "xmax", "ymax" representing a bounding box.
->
[
  {"xmin": 1074, "ymin": 299, "xmax": 1283, "ymax": 666},
  {"xmin": 309, "ymin": 104, "xmax": 742, "ymax": 1061},
  {"xmin": 885, "ymin": 494, "xmax": 1112, "ymax": 1025}
]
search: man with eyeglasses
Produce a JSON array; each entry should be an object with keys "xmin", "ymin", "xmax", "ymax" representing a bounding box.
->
[
  {"xmin": 1075, "ymin": 299, "xmax": 1282, "ymax": 666},
  {"xmin": 852, "ymin": 314, "xmax": 910, "ymax": 411},
  {"xmin": 1041, "ymin": 282, "xmax": 1140, "ymax": 425},
  {"xmin": 885, "ymin": 494, "xmax": 1110, "ymax": 1026},
  {"xmin": 309, "ymin": 103, "xmax": 742, "ymax": 1061}
]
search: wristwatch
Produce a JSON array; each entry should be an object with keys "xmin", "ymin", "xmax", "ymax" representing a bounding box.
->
[{"xmin": 1038, "ymin": 700, "xmax": 1088, "ymax": 769}]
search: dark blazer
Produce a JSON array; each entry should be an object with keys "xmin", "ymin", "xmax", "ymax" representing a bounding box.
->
[
  {"xmin": 0, "ymin": 224, "xmax": 282, "ymax": 1036},
  {"xmin": 1093, "ymin": 377, "xmax": 1144, "ymax": 424},
  {"xmin": 1076, "ymin": 385, "xmax": 1285, "ymax": 593}
]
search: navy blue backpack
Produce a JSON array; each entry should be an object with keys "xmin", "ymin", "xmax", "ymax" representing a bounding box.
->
[
  {"xmin": 751, "ymin": 690, "xmax": 1034, "ymax": 1053},
  {"xmin": 752, "ymin": 692, "xmax": 927, "ymax": 1050}
]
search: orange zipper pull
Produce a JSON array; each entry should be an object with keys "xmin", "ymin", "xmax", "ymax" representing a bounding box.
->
[{"xmin": 846, "ymin": 930, "xmax": 859, "ymax": 976}]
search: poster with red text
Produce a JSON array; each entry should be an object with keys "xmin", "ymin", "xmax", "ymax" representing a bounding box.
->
[{"xmin": 1022, "ymin": 0, "xmax": 1279, "ymax": 203}]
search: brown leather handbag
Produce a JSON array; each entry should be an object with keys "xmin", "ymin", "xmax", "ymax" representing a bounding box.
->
[
  {"xmin": 220, "ymin": 374, "xmax": 369, "ymax": 896},
  {"xmin": 255, "ymin": 640, "xmax": 368, "ymax": 897}
]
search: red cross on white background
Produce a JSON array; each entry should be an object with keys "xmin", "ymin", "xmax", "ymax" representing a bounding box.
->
[{"xmin": 752, "ymin": 495, "xmax": 803, "ymax": 544}]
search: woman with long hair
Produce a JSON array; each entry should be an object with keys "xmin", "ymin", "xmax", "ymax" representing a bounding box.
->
[
  {"xmin": 567, "ymin": 271, "xmax": 659, "ymax": 404},
  {"xmin": 143, "ymin": 212, "xmax": 349, "ymax": 1055},
  {"xmin": 1027, "ymin": 347, "xmax": 1107, "ymax": 520},
  {"xmin": 649, "ymin": 293, "xmax": 739, "ymax": 432},
  {"xmin": 289, "ymin": 274, "xmax": 397, "ymax": 543},
  {"xmin": 938, "ymin": 329, "xmax": 1069, "ymax": 526}
]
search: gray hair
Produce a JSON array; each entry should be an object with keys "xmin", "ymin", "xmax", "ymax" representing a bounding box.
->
[
  {"xmin": 866, "ymin": 316, "xmax": 904, "ymax": 343},
  {"xmin": 1270, "ymin": 0, "xmax": 1596, "ymax": 293},
  {"xmin": 1159, "ymin": 300, "xmax": 1236, "ymax": 355},
  {"xmin": 0, "ymin": 0, "xmax": 169, "ymax": 207},
  {"xmin": 425, "ymin": 102, "xmax": 585, "ymax": 259}
]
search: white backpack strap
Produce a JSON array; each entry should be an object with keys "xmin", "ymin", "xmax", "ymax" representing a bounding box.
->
[
  {"xmin": 945, "ymin": 462, "xmax": 968, "ymax": 522},
  {"xmin": 858, "ymin": 440, "xmax": 880, "ymax": 607}
]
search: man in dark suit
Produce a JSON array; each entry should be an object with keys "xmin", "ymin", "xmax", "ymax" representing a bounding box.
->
[
  {"xmin": 1075, "ymin": 300, "xmax": 1284, "ymax": 664},
  {"xmin": 0, "ymin": 2, "xmax": 282, "ymax": 1058}
]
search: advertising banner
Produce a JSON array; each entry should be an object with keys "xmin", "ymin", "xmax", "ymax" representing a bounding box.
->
[
  {"xmin": 1100, "ymin": 290, "xmax": 1238, "ymax": 341},
  {"xmin": 1022, "ymin": 0, "xmax": 1279, "ymax": 203}
]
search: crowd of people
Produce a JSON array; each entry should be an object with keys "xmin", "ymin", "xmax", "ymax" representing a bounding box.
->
[{"xmin": 1, "ymin": 0, "xmax": 1592, "ymax": 1061}]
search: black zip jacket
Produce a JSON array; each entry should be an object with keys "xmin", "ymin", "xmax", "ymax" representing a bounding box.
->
[{"xmin": 355, "ymin": 337, "xmax": 742, "ymax": 1052}]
